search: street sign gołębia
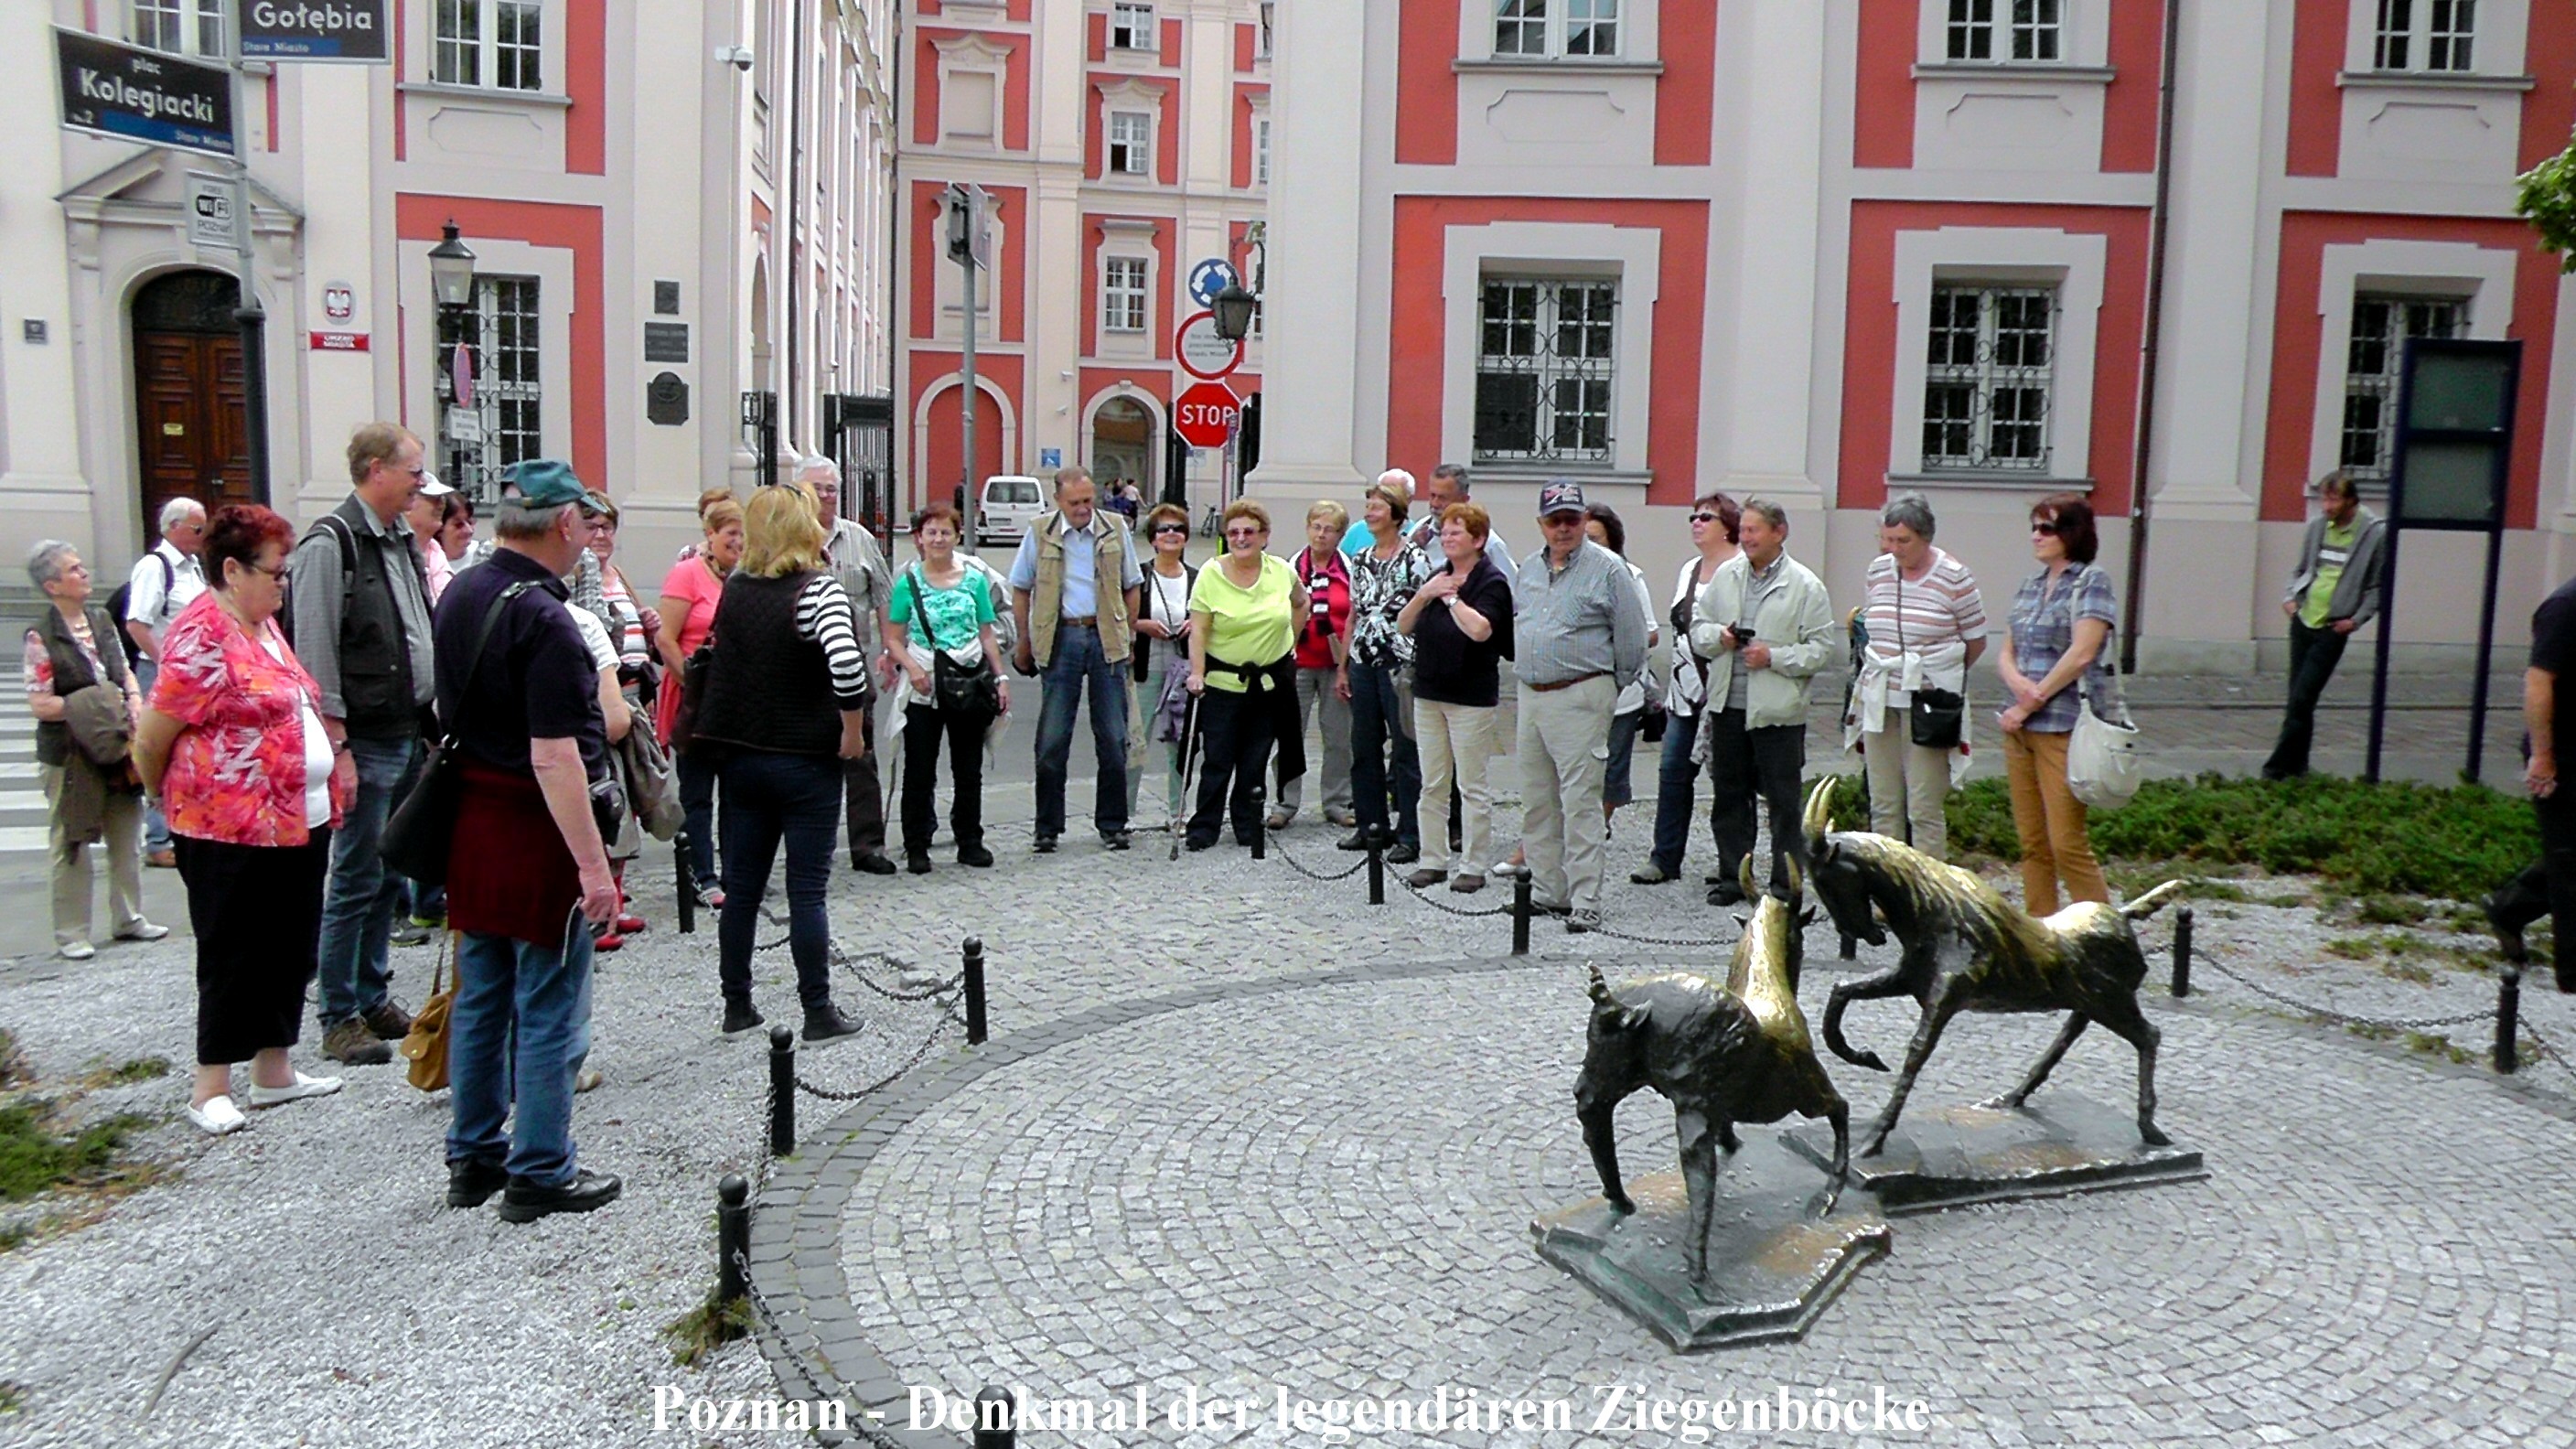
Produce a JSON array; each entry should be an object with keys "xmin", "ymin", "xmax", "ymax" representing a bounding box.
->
[
  {"xmin": 55, "ymin": 27, "xmax": 234, "ymax": 157},
  {"xmin": 241, "ymin": 0, "xmax": 392, "ymax": 63}
]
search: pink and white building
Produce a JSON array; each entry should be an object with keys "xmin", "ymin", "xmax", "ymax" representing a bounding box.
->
[{"xmin": 1253, "ymin": 0, "xmax": 2576, "ymax": 667}]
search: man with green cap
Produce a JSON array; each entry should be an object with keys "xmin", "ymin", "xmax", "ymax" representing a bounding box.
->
[{"xmin": 434, "ymin": 458, "xmax": 624, "ymax": 1222}]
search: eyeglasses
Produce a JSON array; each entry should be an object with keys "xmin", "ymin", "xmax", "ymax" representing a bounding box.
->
[
  {"xmin": 1223, "ymin": 528, "xmax": 1263, "ymax": 541},
  {"xmin": 1542, "ymin": 514, "xmax": 1584, "ymax": 527},
  {"xmin": 247, "ymin": 561, "xmax": 288, "ymax": 581},
  {"xmin": 2030, "ymin": 521, "xmax": 2060, "ymax": 536},
  {"xmin": 1151, "ymin": 522, "xmax": 1188, "ymax": 536},
  {"xmin": 1689, "ymin": 512, "xmax": 1719, "ymax": 524}
]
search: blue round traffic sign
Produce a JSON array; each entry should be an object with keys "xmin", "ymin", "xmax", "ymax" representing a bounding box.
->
[{"xmin": 1186, "ymin": 259, "xmax": 1239, "ymax": 309}]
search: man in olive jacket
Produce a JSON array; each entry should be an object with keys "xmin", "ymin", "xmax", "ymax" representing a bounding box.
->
[
  {"xmin": 1690, "ymin": 497, "xmax": 1836, "ymax": 904},
  {"xmin": 2263, "ymin": 471, "xmax": 2387, "ymax": 780}
]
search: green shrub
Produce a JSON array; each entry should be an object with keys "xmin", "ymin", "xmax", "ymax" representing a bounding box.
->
[{"xmin": 0, "ymin": 1105, "xmax": 147, "ymax": 1203}]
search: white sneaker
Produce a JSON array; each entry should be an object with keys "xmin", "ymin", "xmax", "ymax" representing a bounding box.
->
[
  {"xmin": 114, "ymin": 919, "xmax": 170, "ymax": 942},
  {"xmin": 57, "ymin": 940, "xmax": 95, "ymax": 961},
  {"xmin": 186, "ymin": 1096, "xmax": 248, "ymax": 1134},
  {"xmin": 246, "ymin": 1070, "xmax": 344, "ymax": 1108}
]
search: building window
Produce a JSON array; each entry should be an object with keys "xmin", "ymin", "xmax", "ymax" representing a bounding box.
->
[
  {"xmin": 1921, "ymin": 284, "xmax": 2056, "ymax": 472},
  {"xmin": 1254, "ymin": 116, "xmax": 1271, "ymax": 187},
  {"xmin": 1103, "ymin": 256, "xmax": 1148, "ymax": 333},
  {"xmin": 1494, "ymin": 0, "xmax": 1620, "ymax": 59},
  {"xmin": 1946, "ymin": 0, "xmax": 2059, "ymax": 62},
  {"xmin": 134, "ymin": 0, "xmax": 224, "ymax": 57},
  {"xmin": 1111, "ymin": 1, "xmax": 1155, "ymax": 50},
  {"xmin": 2340, "ymin": 295, "xmax": 2467, "ymax": 481},
  {"xmin": 1107, "ymin": 110, "xmax": 1152, "ymax": 174},
  {"xmin": 448, "ymin": 276, "xmax": 542, "ymax": 499},
  {"xmin": 435, "ymin": 0, "xmax": 543, "ymax": 91},
  {"xmin": 1258, "ymin": 2, "xmax": 1273, "ymax": 58},
  {"xmin": 2373, "ymin": 0, "xmax": 2475, "ymax": 72},
  {"xmin": 1473, "ymin": 279, "xmax": 1616, "ymax": 465}
]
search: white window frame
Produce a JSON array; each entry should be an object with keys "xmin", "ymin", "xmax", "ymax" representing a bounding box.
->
[
  {"xmin": 1919, "ymin": 284, "xmax": 2060, "ymax": 473},
  {"xmin": 2304, "ymin": 240, "xmax": 2515, "ymax": 489},
  {"xmin": 2336, "ymin": 294, "xmax": 2470, "ymax": 484},
  {"xmin": 2370, "ymin": 0, "xmax": 2477, "ymax": 73},
  {"xmin": 1440, "ymin": 222, "xmax": 1658, "ymax": 477},
  {"xmin": 1887, "ymin": 228, "xmax": 2103, "ymax": 487},
  {"xmin": 1943, "ymin": 0, "xmax": 2063, "ymax": 63},
  {"xmin": 1107, "ymin": 108, "xmax": 1153, "ymax": 175},
  {"xmin": 133, "ymin": 0, "xmax": 224, "ymax": 58},
  {"xmin": 1254, "ymin": 114, "xmax": 1272, "ymax": 188},
  {"xmin": 934, "ymin": 36, "xmax": 1012, "ymax": 148},
  {"xmin": 1102, "ymin": 255, "xmax": 1149, "ymax": 334},
  {"xmin": 434, "ymin": 0, "xmax": 544, "ymax": 91},
  {"xmin": 1110, "ymin": 1, "xmax": 1156, "ymax": 51},
  {"xmin": 1492, "ymin": 0, "xmax": 1623, "ymax": 59}
]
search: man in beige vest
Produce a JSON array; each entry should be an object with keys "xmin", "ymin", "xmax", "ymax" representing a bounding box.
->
[{"xmin": 1009, "ymin": 467, "xmax": 1143, "ymax": 852}]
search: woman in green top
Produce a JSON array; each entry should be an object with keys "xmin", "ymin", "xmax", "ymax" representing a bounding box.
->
[
  {"xmin": 1183, "ymin": 499, "xmax": 1309, "ymax": 850},
  {"xmin": 882, "ymin": 503, "xmax": 1009, "ymax": 873}
]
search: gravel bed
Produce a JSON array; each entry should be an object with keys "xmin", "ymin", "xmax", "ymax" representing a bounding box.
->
[{"xmin": 0, "ymin": 801, "xmax": 2569, "ymax": 1446}]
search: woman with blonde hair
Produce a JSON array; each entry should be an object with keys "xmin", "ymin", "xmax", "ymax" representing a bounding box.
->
[
  {"xmin": 657, "ymin": 492, "xmax": 743, "ymax": 900},
  {"xmin": 690, "ymin": 485, "xmax": 871, "ymax": 1040},
  {"xmin": 1270, "ymin": 499, "xmax": 1355, "ymax": 830},
  {"xmin": 1184, "ymin": 500, "xmax": 1310, "ymax": 850}
]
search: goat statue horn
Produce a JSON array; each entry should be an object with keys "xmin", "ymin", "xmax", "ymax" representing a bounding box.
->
[
  {"xmin": 1586, "ymin": 962, "xmax": 1612, "ymax": 1004},
  {"xmin": 1802, "ymin": 776, "xmax": 1838, "ymax": 849}
]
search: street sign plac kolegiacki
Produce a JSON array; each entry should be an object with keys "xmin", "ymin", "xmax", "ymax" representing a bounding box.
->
[{"xmin": 56, "ymin": 28, "xmax": 235, "ymax": 158}]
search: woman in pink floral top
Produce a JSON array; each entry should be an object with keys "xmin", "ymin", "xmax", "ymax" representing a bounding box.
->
[{"xmin": 135, "ymin": 505, "xmax": 356, "ymax": 1137}]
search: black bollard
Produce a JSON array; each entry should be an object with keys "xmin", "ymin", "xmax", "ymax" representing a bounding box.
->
[
  {"xmin": 973, "ymin": 1384, "xmax": 1015, "ymax": 1448},
  {"xmin": 1250, "ymin": 787, "xmax": 1267, "ymax": 861},
  {"xmin": 1511, "ymin": 872, "xmax": 1532, "ymax": 956},
  {"xmin": 963, "ymin": 936, "xmax": 988, "ymax": 1046},
  {"xmin": 2496, "ymin": 964, "xmax": 2522, "ymax": 1075},
  {"xmin": 675, "ymin": 832, "xmax": 697, "ymax": 935},
  {"xmin": 767, "ymin": 1025, "xmax": 796, "ymax": 1156},
  {"xmin": 715, "ymin": 1174, "xmax": 750, "ymax": 1305},
  {"xmin": 1366, "ymin": 828, "xmax": 1386, "ymax": 906},
  {"xmin": 2170, "ymin": 907, "xmax": 2195, "ymax": 998}
]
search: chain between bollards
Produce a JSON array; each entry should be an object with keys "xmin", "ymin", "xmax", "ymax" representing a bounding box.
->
[
  {"xmin": 767, "ymin": 1025, "xmax": 796, "ymax": 1156},
  {"xmin": 963, "ymin": 936, "xmax": 988, "ymax": 1046},
  {"xmin": 1511, "ymin": 872, "xmax": 1532, "ymax": 956},
  {"xmin": 973, "ymin": 1384, "xmax": 1015, "ymax": 1447},
  {"xmin": 1366, "ymin": 828, "xmax": 1386, "ymax": 907},
  {"xmin": 2170, "ymin": 907, "xmax": 2194, "ymax": 998},
  {"xmin": 715, "ymin": 1174, "xmax": 750, "ymax": 1305},
  {"xmin": 2496, "ymin": 964, "xmax": 2521, "ymax": 1075}
]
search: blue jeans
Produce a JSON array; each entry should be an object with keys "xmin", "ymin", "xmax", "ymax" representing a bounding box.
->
[
  {"xmin": 446, "ymin": 922, "xmax": 594, "ymax": 1186},
  {"xmin": 1347, "ymin": 659, "xmax": 1420, "ymax": 849},
  {"xmin": 316, "ymin": 734, "xmax": 418, "ymax": 1028},
  {"xmin": 135, "ymin": 660, "xmax": 170, "ymax": 851},
  {"xmin": 1648, "ymin": 708, "xmax": 1728, "ymax": 877},
  {"xmin": 677, "ymin": 745, "xmax": 719, "ymax": 888},
  {"xmin": 716, "ymin": 749, "xmax": 842, "ymax": 1012},
  {"xmin": 1034, "ymin": 624, "xmax": 1129, "ymax": 839}
]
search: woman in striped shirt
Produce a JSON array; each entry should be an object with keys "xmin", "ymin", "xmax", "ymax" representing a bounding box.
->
[{"xmin": 1849, "ymin": 494, "xmax": 1988, "ymax": 860}]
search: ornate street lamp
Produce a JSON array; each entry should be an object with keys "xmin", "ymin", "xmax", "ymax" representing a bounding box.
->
[
  {"xmin": 1211, "ymin": 220, "xmax": 1266, "ymax": 342},
  {"xmin": 427, "ymin": 222, "xmax": 478, "ymax": 488},
  {"xmin": 427, "ymin": 221, "xmax": 478, "ymax": 311}
]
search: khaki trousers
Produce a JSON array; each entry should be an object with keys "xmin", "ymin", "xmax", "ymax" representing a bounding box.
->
[
  {"xmin": 1413, "ymin": 699, "xmax": 1500, "ymax": 878},
  {"xmin": 1862, "ymin": 704, "xmax": 1956, "ymax": 861},
  {"xmin": 2001, "ymin": 728, "xmax": 2108, "ymax": 916},
  {"xmin": 45, "ymin": 764, "xmax": 145, "ymax": 948},
  {"xmin": 1517, "ymin": 675, "xmax": 1615, "ymax": 912}
]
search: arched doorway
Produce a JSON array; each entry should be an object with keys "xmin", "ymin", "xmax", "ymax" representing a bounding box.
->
[
  {"xmin": 1090, "ymin": 395, "xmax": 1153, "ymax": 502},
  {"xmin": 132, "ymin": 270, "xmax": 253, "ymax": 533}
]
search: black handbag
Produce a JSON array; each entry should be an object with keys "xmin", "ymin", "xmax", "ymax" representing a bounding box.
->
[
  {"xmin": 381, "ymin": 583, "xmax": 531, "ymax": 886},
  {"xmin": 1894, "ymin": 567, "xmax": 1965, "ymax": 750},
  {"xmin": 668, "ymin": 640, "xmax": 715, "ymax": 751},
  {"xmin": 932, "ymin": 648, "xmax": 1002, "ymax": 720}
]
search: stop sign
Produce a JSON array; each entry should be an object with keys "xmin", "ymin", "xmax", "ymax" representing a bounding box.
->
[{"xmin": 1172, "ymin": 381, "xmax": 1241, "ymax": 448}]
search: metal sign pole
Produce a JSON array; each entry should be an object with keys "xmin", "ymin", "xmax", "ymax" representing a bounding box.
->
[
  {"xmin": 222, "ymin": 19, "xmax": 271, "ymax": 503},
  {"xmin": 2467, "ymin": 518, "xmax": 2506, "ymax": 783}
]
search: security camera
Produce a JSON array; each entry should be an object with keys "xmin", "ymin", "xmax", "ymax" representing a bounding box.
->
[{"xmin": 714, "ymin": 45, "xmax": 754, "ymax": 71}]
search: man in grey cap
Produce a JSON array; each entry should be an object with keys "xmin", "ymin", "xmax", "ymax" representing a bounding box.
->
[{"xmin": 1510, "ymin": 480, "xmax": 1648, "ymax": 933}]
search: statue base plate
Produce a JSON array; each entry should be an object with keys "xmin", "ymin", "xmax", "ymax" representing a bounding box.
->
[
  {"xmin": 1530, "ymin": 1138, "xmax": 1891, "ymax": 1352},
  {"xmin": 1785, "ymin": 1094, "xmax": 2206, "ymax": 1216}
]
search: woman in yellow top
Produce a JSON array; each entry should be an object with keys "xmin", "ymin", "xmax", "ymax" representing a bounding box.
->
[{"xmin": 1183, "ymin": 500, "xmax": 1309, "ymax": 851}]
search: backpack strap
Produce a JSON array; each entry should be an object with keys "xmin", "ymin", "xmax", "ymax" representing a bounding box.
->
[{"xmin": 436, "ymin": 582, "xmax": 534, "ymax": 748}]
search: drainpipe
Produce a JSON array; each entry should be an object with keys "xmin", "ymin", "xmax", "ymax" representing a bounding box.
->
[
  {"xmin": 786, "ymin": 0, "xmax": 809, "ymax": 462},
  {"xmin": 2120, "ymin": 0, "xmax": 2181, "ymax": 675},
  {"xmin": 886, "ymin": 0, "xmax": 904, "ymax": 532}
]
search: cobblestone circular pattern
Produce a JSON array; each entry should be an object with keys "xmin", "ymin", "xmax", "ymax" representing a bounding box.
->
[{"xmin": 757, "ymin": 959, "xmax": 2576, "ymax": 1447}]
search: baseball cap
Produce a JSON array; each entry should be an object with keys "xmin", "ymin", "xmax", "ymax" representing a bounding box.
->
[
  {"xmin": 500, "ymin": 458, "xmax": 587, "ymax": 509},
  {"xmin": 1538, "ymin": 480, "xmax": 1587, "ymax": 517},
  {"xmin": 418, "ymin": 470, "xmax": 455, "ymax": 498}
]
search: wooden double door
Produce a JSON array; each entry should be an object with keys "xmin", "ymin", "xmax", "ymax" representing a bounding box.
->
[{"xmin": 132, "ymin": 270, "xmax": 256, "ymax": 538}]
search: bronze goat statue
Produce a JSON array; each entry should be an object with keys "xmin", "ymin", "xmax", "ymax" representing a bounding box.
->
[
  {"xmin": 1797, "ymin": 780, "xmax": 2184, "ymax": 1157},
  {"xmin": 1574, "ymin": 861, "xmax": 1849, "ymax": 1286}
]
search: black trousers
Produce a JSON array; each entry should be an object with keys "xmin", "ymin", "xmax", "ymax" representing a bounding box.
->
[
  {"xmin": 1703, "ymin": 706, "xmax": 1807, "ymax": 896},
  {"xmin": 2262, "ymin": 616, "xmax": 2349, "ymax": 779},
  {"xmin": 2491, "ymin": 790, "xmax": 2576, "ymax": 990},
  {"xmin": 177, "ymin": 832, "xmax": 330, "ymax": 1065},
  {"xmin": 900, "ymin": 703, "xmax": 985, "ymax": 856},
  {"xmin": 1189, "ymin": 686, "xmax": 1276, "ymax": 847},
  {"xmin": 843, "ymin": 690, "xmax": 888, "ymax": 860}
]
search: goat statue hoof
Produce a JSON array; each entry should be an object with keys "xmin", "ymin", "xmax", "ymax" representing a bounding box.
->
[
  {"xmin": 1605, "ymin": 1192, "xmax": 1636, "ymax": 1216},
  {"xmin": 1850, "ymin": 1051, "xmax": 1890, "ymax": 1074},
  {"xmin": 2139, "ymin": 1123, "xmax": 2173, "ymax": 1148}
]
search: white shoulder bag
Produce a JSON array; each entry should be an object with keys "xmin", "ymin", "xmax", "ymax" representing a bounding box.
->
[{"xmin": 2066, "ymin": 617, "xmax": 2142, "ymax": 810}]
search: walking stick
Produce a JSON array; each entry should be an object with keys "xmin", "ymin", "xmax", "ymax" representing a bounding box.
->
[{"xmin": 1170, "ymin": 690, "xmax": 1202, "ymax": 862}]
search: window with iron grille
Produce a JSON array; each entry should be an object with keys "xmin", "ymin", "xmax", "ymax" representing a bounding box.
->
[
  {"xmin": 1493, "ymin": 0, "xmax": 1620, "ymax": 58},
  {"xmin": 1946, "ymin": 0, "xmax": 2060, "ymax": 61},
  {"xmin": 2339, "ymin": 295, "xmax": 2467, "ymax": 483},
  {"xmin": 1921, "ymin": 284, "xmax": 2056, "ymax": 472},
  {"xmin": 1473, "ymin": 280, "xmax": 1615, "ymax": 466},
  {"xmin": 448, "ymin": 276, "xmax": 542, "ymax": 500},
  {"xmin": 133, "ymin": 0, "xmax": 224, "ymax": 57},
  {"xmin": 1111, "ymin": 1, "xmax": 1156, "ymax": 49},
  {"xmin": 435, "ymin": 0, "xmax": 543, "ymax": 91},
  {"xmin": 1102, "ymin": 257, "xmax": 1148, "ymax": 333},
  {"xmin": 1107, "ymin": 110, "xmax": 1152, "ymax": 174},
  {"xmin": 2373, "ymin": 0, "xmax": 2474, "ymax": 72}
]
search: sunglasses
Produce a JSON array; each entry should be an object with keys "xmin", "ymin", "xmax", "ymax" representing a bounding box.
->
[
  {"xmin": 1152, "ymin": 522, "xmax": 1188, "ymax": 536},
  {"xmin": 1689, "ymin": 512, "xmax": 1719, "ymax": 524},
  {"xmin": 2030, "ymin": 521, "xmax": 2059, "ymax": 536}
]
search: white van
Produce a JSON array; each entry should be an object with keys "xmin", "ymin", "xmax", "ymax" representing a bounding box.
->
[{"xmin": 976, "ymin": 475, "xmax": 1045, "ymax": 546}]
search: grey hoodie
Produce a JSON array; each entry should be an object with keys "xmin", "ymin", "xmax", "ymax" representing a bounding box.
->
[{"xmin": 2281, "ymin": 505, "xmax": 2388, "ymax": 627}]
